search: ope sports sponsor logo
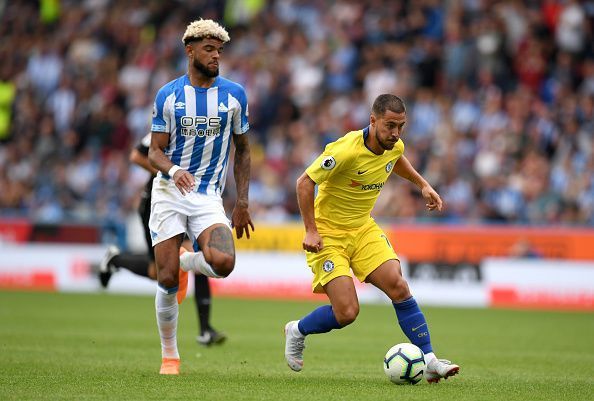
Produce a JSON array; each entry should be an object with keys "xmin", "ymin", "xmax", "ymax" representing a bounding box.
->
[
  {"xmin": 349, "ymin": 179, "xmax": 385, "ymax": 191},
  {"xmin": 180, "ymin": 116, "xmax": 222, "ymax": 137}
]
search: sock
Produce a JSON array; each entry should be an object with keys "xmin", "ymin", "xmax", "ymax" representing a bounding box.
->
[
  {"xmin": 194, "ymin": 273, "xmax": 212, "ymax": 334},
  {"xmin": 111, "ymin": 253, "xmax": 151, "ymax": 278},
  {"xmin": 180, "ymin": 251, "xmax": 222, "ymax": 278},
  {"xmin": 155, "ymin": 284, "xmax": 179, "ymax": 359},
  {"xmin": 297, "ymin": 305, "xmax": 342, "ymax": 336},
  {"xmin": 424, "ymin": 351, "xmax": 437, "ymax": 364},
  {"xmin": 393, "ymin": 296, "xmax": 433, "ymax": 354}
]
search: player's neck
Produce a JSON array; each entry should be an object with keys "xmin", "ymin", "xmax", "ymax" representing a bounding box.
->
[
  {"xmin": 187, "ymin": 70, "xmax": 216, "ymax": 88},
  {"xmin": 365, "ymin": 130, "xmax": 385, "ymax": 155}
]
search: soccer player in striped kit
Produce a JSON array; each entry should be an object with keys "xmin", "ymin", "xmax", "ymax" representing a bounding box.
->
[
  {"xmin": 148, "ymin": 19, "xmax": 254, "ymax": 375},
  {"xmin": 99, "ymin": 132, "xmax": 228, "ymax": 347}
]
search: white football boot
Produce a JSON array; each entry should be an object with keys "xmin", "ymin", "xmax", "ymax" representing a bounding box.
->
[
  {"xmin": 425, "ymin": 358, "xmax": 460, "ymax": 383},
  {"xmin": 98, "ymin": 245, "xmax": 119, "ymax": 289},
  {"xmin": 284, "ymin": 321, "xmax": 305, "ymax": 372}
]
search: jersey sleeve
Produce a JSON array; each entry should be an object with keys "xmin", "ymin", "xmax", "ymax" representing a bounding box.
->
[
  {"xmin": 232, "ymin": 85, "xmax": 249, "ymax": 135},
  {"xmin": 305, "ymin": 140, "xmax": 353, "ymax": 184},
  {"xmin": 151, "ymin": 86, "xmax": 171, "ymax": 134}
]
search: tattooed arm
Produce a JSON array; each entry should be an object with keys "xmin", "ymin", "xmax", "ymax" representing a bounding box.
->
[{"xmin": 231, "ymin": 134, "xmax": 254, "ymax": 239}]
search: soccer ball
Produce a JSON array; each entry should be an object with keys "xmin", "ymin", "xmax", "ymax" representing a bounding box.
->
[{"xmin": 383, "ymin": 343, "xmax": 426, "ymax": 384}]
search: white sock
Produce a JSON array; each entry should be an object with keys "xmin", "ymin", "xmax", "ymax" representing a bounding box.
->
[
  {"xmin": 180, "ymin": 251, "xmax": 222, "ymax": 278},
  {"xmin": 292, "ymin": 321, "xmax": 305, "ymax": 338},
  {"xmin": 425, "ymin": 352, "xmax": 436, "ymax": 364},
  {"xmin": 155, "ymin": 287, "xmax": 179, "ymax": 359}
]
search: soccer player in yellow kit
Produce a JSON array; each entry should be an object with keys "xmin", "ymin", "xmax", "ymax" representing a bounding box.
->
[{"xmin": 284, "ymin": 94, "xmax": 459, "ymax": 383}]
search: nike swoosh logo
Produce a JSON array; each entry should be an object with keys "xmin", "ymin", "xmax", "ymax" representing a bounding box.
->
[
  {"xmin": 411, "ymin": 323, "xmax": 427, "ymax": 332},
  {"xmin": 357, "ymin": 170, "xmax": 368, "ymax": 175}
]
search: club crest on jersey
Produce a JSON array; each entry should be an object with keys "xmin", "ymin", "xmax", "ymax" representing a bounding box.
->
[
  {"xmin": 321, "ymin": 156, "xmax": 336, "ymax": 170},
  {"xmin": 180, "ymin": 116, "xmax": 222, "ymax": 137},
  {"xmin": 322, "ymin": 260, "xmax": 335, "ymax": 272},
  {"xmin": 386, "ymin": 161, "xmax": 394, "ymax": 173}
]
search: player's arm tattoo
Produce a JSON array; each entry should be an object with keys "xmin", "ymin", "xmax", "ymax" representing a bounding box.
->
[
  {"xmin": 233, "ymin": 134, "xmax": 251, "ymax": 208},
  {"xmin": 208, "ymin": 226, "xmax": 235, "ymax": 256}
]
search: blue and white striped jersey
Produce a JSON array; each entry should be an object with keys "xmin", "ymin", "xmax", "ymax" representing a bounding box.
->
[{"xmin": 151, "ymin": 74, "xmax": 249, "ymax": 196}]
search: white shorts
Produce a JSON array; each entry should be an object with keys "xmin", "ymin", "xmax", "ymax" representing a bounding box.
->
[{"xmin": 148, "ymin": 177, "xmax": 231, "ymax": 246}]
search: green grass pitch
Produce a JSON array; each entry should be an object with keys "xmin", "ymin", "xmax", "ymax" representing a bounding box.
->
[{"xmin": 0, "ymin": 291, "xmax": 592, "ymax": 400}]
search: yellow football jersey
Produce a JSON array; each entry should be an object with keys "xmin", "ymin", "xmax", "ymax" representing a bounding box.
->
[{"xmin": 305, "ymin": 127, "xmax": 405, "ymax": 229}]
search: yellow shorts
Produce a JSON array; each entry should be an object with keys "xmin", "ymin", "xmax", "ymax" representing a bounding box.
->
[{"xmin": 305, "ymin": 218, "xmax": 398, "ymax": 293}]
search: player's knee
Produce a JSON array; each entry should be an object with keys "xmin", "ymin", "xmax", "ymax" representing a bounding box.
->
[
  {"xmin": 157, "ymin": 267, "xmax": 178, "ymax": 289},
  {"xmin": 209, "ymin": 254, "xmax": 235, "ymax": 277},
  {"xmin": 389, "ymin": 277, "xmax": 411, "ymax": 302},
  {"xmin": 148, "ymin": 262, "xmax": 157, "ymax": 280},
  {"xmin": 335, "ymin": 304, "xmax": 359, "ymax": 326}
]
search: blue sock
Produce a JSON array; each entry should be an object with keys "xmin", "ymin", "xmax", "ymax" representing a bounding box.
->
[
  {"xmin": 157, "ymin": 283, "xmax": 178, "ymax": 294},
  {"xmin": 297, "ymin": 305, "xmax": 342, "ymax": 335},
  {"xmin": 393, "ymin": 297, "xmax": 433, "ymax": 354}
]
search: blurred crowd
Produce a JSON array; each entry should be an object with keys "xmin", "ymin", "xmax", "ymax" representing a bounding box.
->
[{"xmin": 0, "ymin": 0, "xmax": 593, "ymax": 227}]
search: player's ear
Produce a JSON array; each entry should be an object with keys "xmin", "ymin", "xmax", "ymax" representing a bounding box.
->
[
  {"xmin": 185, "ymin": 44, "xmax": 193, "ymax": 58},
  {"xmin": 370, "ymin": 114, "xmax": 376, "ymax": 128}
]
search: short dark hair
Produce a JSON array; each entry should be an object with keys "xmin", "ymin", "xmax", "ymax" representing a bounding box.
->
[
  {"xmin": 372, "ymin": 94, "xmax": 406, "ymax": 116},
  {"xmin": 183, "ymin": 36, "xmax": 204, "ymax": 46}
]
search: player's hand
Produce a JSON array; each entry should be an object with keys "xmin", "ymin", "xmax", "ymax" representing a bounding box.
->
[
  {"xmin": 303, "ymin": 231, "xmax": 323, "ymax": 253},
  {"xmin": 231, "ymin": 204, "xmax": 255, "ymax": 239},
  {"xmin": 172, "ymin": 169, "xmax": 195, "ymax": 195},
  {"xmin": 421, "ymin": 185, "xmax": 443, "ymax": 212}
]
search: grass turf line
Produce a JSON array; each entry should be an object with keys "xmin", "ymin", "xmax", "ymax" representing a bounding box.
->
[{"xmin": 0, "ymin": 291, "xmax": 592, "ymax": 400}]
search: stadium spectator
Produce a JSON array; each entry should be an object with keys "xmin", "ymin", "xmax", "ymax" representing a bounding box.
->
[{"xmin": 0, "ymin": 0, "xmax": 593, "ymax": 231}]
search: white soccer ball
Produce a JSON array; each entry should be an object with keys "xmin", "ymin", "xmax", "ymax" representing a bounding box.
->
[{"xmin": 383, "ymin": 342, "xmax": 426, "ymax": 384}]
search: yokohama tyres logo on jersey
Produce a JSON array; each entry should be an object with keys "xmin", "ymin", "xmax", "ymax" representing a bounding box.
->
[
  {"xmin": 180, "ymin": 116, "xmax": 222, "ymax": 137},
  {"xmin": 349, "ymin": 179, "xmax": 384, "ymax": 191}
]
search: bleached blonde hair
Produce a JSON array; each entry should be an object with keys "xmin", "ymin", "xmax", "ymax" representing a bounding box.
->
[{"xmin": 182, "ymin": 19, "xmax": 230, "ymax": 45}]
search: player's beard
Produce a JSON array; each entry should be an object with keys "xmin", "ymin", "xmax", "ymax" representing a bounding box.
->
[
  {"xmin": 193, "ymin": 58, "xmax": 219, "ymax": 78},
  {"xmin": 375, "ymin": 129, "xmax": 397, "ymax": 150}
]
